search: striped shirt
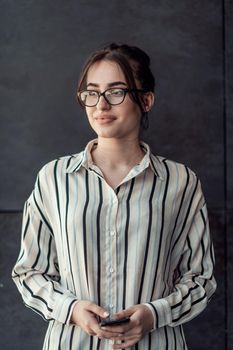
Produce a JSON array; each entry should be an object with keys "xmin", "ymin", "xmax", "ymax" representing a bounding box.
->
[{"xmin": 12, "ymin": 139, "xmax": 216, "ymax": 350}]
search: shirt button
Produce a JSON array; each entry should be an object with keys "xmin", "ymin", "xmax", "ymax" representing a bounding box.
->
[
  {"xmin": 109, "ymin": 267, "xmax": 114, "ymax": 273},
  {"xmin": 109, "ymin": 304, "xmax": 114, "ymax": 309},
  {"xmin": 110, "ymin": 230, "xmax": 116, "ymax": 236}
]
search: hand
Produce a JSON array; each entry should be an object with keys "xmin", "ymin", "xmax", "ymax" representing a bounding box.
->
[
  {"xmin": 71, "ymin": 301, "xmax": 124, "ymax": 340},
  {"xmin": 100, "ymin": 304, "xmax": 154, "ymax": 349}
]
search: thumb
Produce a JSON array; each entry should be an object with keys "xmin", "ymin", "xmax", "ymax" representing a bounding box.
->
[
  {"xmin": 112, "ymin": 307, "xmax": 134, "ymax": 320},
  {"xmin": 90, "ymin": 304, "xmax": 109, "ymax": 318}
]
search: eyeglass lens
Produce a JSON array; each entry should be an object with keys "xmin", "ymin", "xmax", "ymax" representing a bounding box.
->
[{"xmin": 79, "ymin": 88, "xmax": 126, "ymax": 106}]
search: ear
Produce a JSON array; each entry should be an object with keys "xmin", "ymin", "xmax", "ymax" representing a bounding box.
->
[{"xmin": 142, "ymin": 92, "xmax": 155, "ymax": 112}]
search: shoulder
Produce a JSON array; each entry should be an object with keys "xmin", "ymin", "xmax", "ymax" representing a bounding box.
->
[
  {"xmin": 26, "ymin": 151, "xmax": 85, "ymax": 220},
  {"xmin": 151, "ymin": 154, "xmax": 198, "ymax": 183},
  {"xmin": 37, "ymin": 151, "xmax": 84, "ymax": 180},
  {"xmin": 153, "ymin": 154, "xmax": 205, "ymax": 207},
  {"xmin": 151, "ymin": 153, "xmax": 202, "ymax": 195},
  {"xmin": 28, "ymin": 151, "xmax": 84, "ymax": 208},
  {"xmin": 151, "ymin": 155, "xmax": 205, "ymax": 211}
]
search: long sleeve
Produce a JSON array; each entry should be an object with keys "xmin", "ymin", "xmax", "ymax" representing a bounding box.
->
[
  {"xmin": 11, "ymin": 142, "xmax": 218, "ymax": 349},
  {"xmin": 148, "ymin": 199, "xmax": 216, "ymax": 329},
  {"xmin": 12, "ymin": 170, "xmax": 78, "ymax": 324}
]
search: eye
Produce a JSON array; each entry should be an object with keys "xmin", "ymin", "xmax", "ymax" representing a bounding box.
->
[
  {"xmin": 85, "ymin": 90, "xmax": 98, "ymax": 96},
  {"xmin": 108, "ymin": 88, "xmax": 125, "ymax": 96},
  {"xmin": 80, "ymin": 90, "xmax": 98, "ymax": 101}
]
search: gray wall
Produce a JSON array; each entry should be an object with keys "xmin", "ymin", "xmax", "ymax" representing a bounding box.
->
[{"xmin": 0, "ymin": 1, "xmax": 232, "ymax": 349}]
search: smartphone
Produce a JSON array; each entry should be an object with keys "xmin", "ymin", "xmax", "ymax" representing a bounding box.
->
[{"xmin": 100, "ymin": 317, "xmax": 130, "ymax": 327}]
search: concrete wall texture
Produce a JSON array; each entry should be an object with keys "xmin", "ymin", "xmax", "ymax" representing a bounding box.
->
[{"xmin": 0, "ymin": 1, "xmax": 232, "ymax": 349}]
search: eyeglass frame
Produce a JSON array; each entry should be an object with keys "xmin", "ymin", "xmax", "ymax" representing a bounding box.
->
[{"xmin": 77, "ymin": 87, "xmax": 147, "ymax": 107}]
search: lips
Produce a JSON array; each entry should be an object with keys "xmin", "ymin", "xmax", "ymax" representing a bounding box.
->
[
  {"xmin": 94, "ymin": 114, "xmax": 116, "ymax": 120},
  {"xmin": 94, "ymin": 115, "xmax": 116, "ymax": 124}
]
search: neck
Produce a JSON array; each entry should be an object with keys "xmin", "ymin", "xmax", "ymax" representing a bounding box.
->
[{"xmin": 91, "ymin": 137, "xmax": 144, "ymax": 168}]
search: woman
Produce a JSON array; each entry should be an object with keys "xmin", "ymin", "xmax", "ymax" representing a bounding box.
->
[{"xmin": 12, "ymin": 43, "xmax": 216, "ymax": 350}]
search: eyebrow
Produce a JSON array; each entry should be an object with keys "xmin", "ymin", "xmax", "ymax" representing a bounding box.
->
[{"xmin": 86, "ymin": 81, "xmax": 127, "ymax": 88}]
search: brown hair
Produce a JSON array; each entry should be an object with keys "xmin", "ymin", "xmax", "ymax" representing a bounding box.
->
[{"xmin": 76, "ymin": 43, "xmax": 155, "ymax": 129}]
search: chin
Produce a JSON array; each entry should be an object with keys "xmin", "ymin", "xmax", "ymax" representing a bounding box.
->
[
  {"xmin": 90, "ymin": 126, "xmax": 116, "ymax": 138},
  {"xmin": 91, "ymin": 124, "xmax": 139, "ymax": 140},
  {"xmin": 96, "ymin": 131, "xmax": 121, "ymax": 139}
]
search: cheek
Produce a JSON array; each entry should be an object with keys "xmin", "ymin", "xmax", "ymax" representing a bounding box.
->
[{"xmin": 125, "ymin": 104, "xmax": 142, "ymax": 123}]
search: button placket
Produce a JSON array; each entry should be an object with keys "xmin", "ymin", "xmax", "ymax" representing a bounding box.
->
[
  {"xmin": 110, "ymin": 230, "xmax": 116, "ymax": 237},
  {"xmin": 106, "ymin": 191, "xmax": 119, "ymax": 315}
]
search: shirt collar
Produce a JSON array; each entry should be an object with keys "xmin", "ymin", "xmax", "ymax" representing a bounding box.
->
[{"xmin": 66, "ymin": 139, "xmax": 164, "ymax": 180}]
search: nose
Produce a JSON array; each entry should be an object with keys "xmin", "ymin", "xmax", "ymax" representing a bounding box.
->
[{"xmin": 96, "ymin": 94, "xmax": 111, "ymax": 110}]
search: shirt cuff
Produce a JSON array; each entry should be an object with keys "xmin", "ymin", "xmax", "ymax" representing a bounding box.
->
[
  {"xmin": 67, "ymin": 299, "xmax": 80, "ymax": 324},
  {"xmin": 145, "ymin": 299, "xmax": 172, "ymax": 329},
  {"xmin": 52, "ymin": 294, "xmax": 79, "ymax": 324}
]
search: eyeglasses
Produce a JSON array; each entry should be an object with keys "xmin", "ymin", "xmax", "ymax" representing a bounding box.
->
[{"xmin": 77, "ymin": 87, "xmax": 146, "ymax": 107}]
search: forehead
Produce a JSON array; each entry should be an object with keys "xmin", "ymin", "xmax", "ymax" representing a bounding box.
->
[{"xmin": 86, "ymin": 60, "xmax": 127, "ymax": 85}]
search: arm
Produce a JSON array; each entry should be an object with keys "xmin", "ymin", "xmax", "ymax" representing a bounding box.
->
[
  {"xmin": 147, "ymin": 202, "xmax": 216, "ymax": 329},
  {"xmin": 12, "ymin": 199, "xmax": 78, "ymax": 324}
]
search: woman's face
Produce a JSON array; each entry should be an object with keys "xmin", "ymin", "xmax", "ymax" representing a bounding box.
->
[{"xmin": 85, "ymin": 59, "xmax": 144, "ymax": 141}]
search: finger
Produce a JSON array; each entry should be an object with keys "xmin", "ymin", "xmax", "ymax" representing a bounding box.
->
[
  {"xmin": 112, "ymin": 308, "xmax": 133, "ymax": 320},
  {"xmin": 88, "ymin": 314, "xmax": 110, "ymax": 337},
  {"xmin": 97, "ymin": 329, "xmax": 124, "ymax": 339},
  {"xmin": 91, "ymin": 322, "xmax": 102, "ymax": 335},
  {"xmin": 83, "ymin": 316, "xmax": 100, "ymax": 336},
  {"xmin": 92, "ymin": 319, "xmax": 125, "ymax": 339},
  {"xmin": 88, "ymin": 303, "xmax": 109, "ymax": 318},
  {"xmin": 101, "ymin": 319, "xmax": 134, "ymax": 334},
  {"xmin": 111, "ymin": 337, "xmax": 139, "ymax": 349},
  {"xmin": 100, "ymin": 326, "xmax": 125, "ymax": 335},
  {"xmin": 101, "ymin": 323, "xmax": 133, "ymax": 335},
  {"xmin": 109, "ymin": 333, "xmax": 135, "ymax": 341}
]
